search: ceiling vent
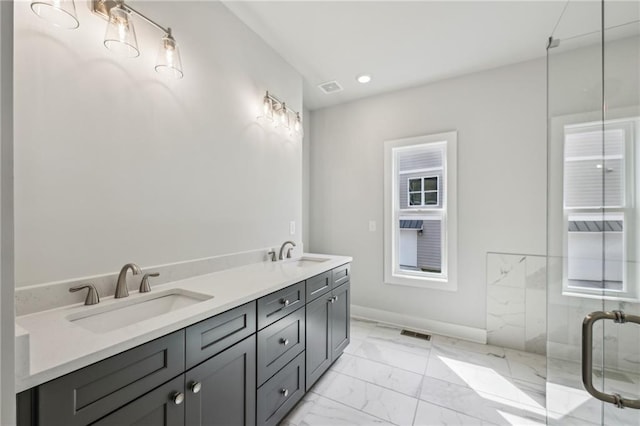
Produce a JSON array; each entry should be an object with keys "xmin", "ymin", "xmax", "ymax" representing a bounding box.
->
[{"xmin": 318, "ymin": 80, "xmax": 343, "ymax": 94}]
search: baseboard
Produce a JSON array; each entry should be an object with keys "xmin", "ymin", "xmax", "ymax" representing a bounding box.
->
[{"xmin": 351, "ymin": 304, "xmax": 487, "ymax": 344}]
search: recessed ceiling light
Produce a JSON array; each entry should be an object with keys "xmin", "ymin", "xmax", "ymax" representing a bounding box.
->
[{"xmin": 356, "ymin": 74, "xmax": 372, "ymax": 84}]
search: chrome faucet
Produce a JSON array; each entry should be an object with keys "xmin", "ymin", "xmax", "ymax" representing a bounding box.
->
[
  {"xmin": 278, "ymin": 241, "xmax": 296, "ymax": 260},
  {"xmin": 115, "ymin": 263, "xmax": 142, "ymax": 298}
]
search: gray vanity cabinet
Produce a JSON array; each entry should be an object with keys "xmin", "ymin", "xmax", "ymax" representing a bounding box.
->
[
  {"xmin": 17, "ymin": 263, "xmax": 351, "ymax": 426},
  {"xmin": 185, "ymin": 336, "xmax": 256, "ymax": 426},
  {"xmin": 330, "ymin": 282, "xmax": 350, "ymax": 360},
  {"xmin": 305, "ymin": 280, "xmax": 350, "ymax": 390},
  {"xmin": 31, "ymin": 330, "xmax": 185, "ymax": 426},
  {"xmin": 91, "ymin": 376, "xmax": 185, "ymax": 426}
]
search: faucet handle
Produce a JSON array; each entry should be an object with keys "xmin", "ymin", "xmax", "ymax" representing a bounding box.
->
[
  {"xmin": 286, "ymin": 247, "xmax": 293, "ymax": 259},
  {"xmin": 140, "ymin": 272, "xmax": 160, "ymax": 293},
  {"xmin": 268, "ymin": 250, "xmax": 277, "ymax": 262},
  {"xmin": 69, "ymin": 284, "xmax": 100, "ymax": 305}
]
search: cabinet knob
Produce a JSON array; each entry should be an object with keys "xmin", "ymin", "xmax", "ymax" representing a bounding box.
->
[
  {"xmin": 280, "ymin": 298, "xmax": 290, "ymax": 306},
  {"xmin": 190, "ymin": 381, "xmax": 202, "ymax": 394},
  {"xmin": 280, "ymin": 338, "xmax": 289, "ymax": 346},
  {"xmin": 280, "ymin": 388, "xmax": 289, "ymax": 397},
  {"xmin": 172, "ymin": 392, "xmax": 185, "ymax": 405},
  {"xmin": 328, "ymin": 296, "xmax": 336, "ymax": 304},
  {"xmin": 334, "ymin": 295, "xmax": 339, "ymax": 302}
]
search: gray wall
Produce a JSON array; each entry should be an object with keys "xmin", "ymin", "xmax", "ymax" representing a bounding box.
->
[
  {"xmin": 14, "ymin": 1, "xmax": 303, "ymax": 286},
  {"xmin": 309, "ymin": 58, "xmax": 547, "ymax": 332}
]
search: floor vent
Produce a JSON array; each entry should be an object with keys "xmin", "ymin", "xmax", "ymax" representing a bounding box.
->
[{"xmin": 400, "ymin": 329, "xmax": 431, "ymax": 341}]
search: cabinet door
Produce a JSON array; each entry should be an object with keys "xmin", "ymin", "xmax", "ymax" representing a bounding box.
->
[
  {"xmin": 185, "ymin": 336, "xmax": 256, "ymax": 426},
  {"xmin": 91, "ymin": 376, "xmax": 185, "ymax": 426},
  {"xmin": 38, "ymin": 330, "xmax": 185, "ymax": 426},
  {"xmin": 330, "ymin": 282, "xmax": 350, "ymax": 361},
  {"xmin": 305, "ymin": 295, "xmax": 331, "ymax": 391}
]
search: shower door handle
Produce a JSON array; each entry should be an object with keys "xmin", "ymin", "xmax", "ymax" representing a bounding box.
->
[{"xmin": 582, "ymin": 310, "xmax": 640, "ymax": 409}]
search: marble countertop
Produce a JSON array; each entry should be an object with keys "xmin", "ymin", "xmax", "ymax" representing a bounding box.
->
[{"xmin": 15, "ymin": 254, "xmax": 351, "ymax": 392}]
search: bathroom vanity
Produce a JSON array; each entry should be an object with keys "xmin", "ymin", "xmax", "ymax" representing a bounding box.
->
[{"xmin": 16, "ymin": 257, "xmax": 351, "ymax": 426}]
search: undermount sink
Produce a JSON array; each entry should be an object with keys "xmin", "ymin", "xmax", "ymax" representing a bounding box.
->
[
  {"xmin": 67, "ymin": 289, "xmax": 212, "ymax": 334},
  {"xmin": 284, "ymin": 256, "xmax": 330, "ymax": 268}
]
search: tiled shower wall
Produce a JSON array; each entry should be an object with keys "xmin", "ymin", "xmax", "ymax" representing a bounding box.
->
[{"xmin": 486, "ymin": 253, "xmax": 547, "ymax": 355}]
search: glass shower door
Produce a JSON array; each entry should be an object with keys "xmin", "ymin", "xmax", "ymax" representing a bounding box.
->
[{"xmin": 547, "ymin": 1, "xmax": 640, "ymax": 425}]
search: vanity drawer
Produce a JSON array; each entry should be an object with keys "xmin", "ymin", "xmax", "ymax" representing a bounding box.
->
[
  {"xmin": 257, "ymin": 281, "xmax": 305, "ymax": 329},
  {"xmin": 332, "ymin": 263, "xmax": 351, "ymax": 288},
  {"xmin": 257, "ymin": 351, "xmax": 306, "ymax": 426},
  {"xmin": 257, "ymin": 307, "xmax": 305, "ymax": 386},
  {"xmin": 305, "ymin": 271, "xmax": 331, "ymax": 302},
  {"xmin": 186, "ymin": 301, "xmax": 256, "ymax": 369},
  {"xmin": 37, "ymin": 330, "xmax": 184, "ymax": 426}
]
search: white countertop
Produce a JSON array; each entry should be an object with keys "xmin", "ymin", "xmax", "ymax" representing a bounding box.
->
[{"xmin": 15, "ymin": 254, "xmax": 351, "ymax": 392}]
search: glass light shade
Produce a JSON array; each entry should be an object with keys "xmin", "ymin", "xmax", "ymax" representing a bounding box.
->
[
  {"xmin": 155, "ymin": 34, "xmax": 183, "ymax": 79},
  {"xmin": 30, "ymin": 0, "xmax": 79, "ymax": 29},
  {"xmin": 104, "ymin": 6, "xmax": 139, "ymax": 58},
  {"xmin": 277, "ymin": 103, "xmax": 290, "ymax": 129},
  {"xmin": 260, "ymin": 92, "xmax": 274, "ymax": 121}
]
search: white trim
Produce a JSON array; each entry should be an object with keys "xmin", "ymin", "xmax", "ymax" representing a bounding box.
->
[
  {"xmin": 351, "ymin": 305, "xmax": 486, "ymax": 344},
  {"xmin": 399, "ymin": 166, "xmax": 443, "ymax": 175},
  {"xmin": 384, "ymin": 131, "xmax": 458, "ymax": 290}
]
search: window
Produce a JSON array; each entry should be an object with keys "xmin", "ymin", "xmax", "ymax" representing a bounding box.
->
[
  {"xmin": 384, "ymin": 131, "xmax": 457, "ymax": 290},
  {"xmin": 408, "ymin": 176, "xmax": 439, "ymax": 207},
  {"xmin": 561, "ymin": 118, "xmax": 638, "ymax": 299}
]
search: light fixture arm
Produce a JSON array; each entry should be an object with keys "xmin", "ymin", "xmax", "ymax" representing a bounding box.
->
[
  {"xmin": 120, "ymin": 3, "xmax": 171, "ymax": 35},
  {"xmin": 92, "ymin": 1, "xmax": 172, "ymax": 36},
  {"xmin": 264, "ymin": 92, "xmax": 301, "ymax": 119}
]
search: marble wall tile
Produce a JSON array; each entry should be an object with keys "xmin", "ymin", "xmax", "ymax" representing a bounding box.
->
[
  {"xmin": 487, "ymin": 254, "xmax": 527, "ymax": 288},
  {"xmin": 486, "ymin": 253, "xmax": 547, "ymax": 356},
  {"xmin": 487, "ymin": 285, "xmax": 526, "ymax": 350},
  {"xmin": 525, "ymin": 288, "xmax": 546, "ymax": 355}
]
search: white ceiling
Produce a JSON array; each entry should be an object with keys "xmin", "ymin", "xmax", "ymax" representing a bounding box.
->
[{"xmin": 223, "ymin": 1, "xmax": 569, "ymax": 110}]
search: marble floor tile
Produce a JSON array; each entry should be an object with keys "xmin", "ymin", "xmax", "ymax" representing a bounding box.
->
[
  {"xmin": 504, "ymin": 348, "xmax": 547, "ymax": 386},
  {"xmin": 366, "ymin": 324, "xmax": 433, "ymax": 353},
  {"xmin": 331, "ymin": 353, "xmax": 424, "ymax": 397},
  {"xmin": 425, "ymin": 345, "xmax": 512, "ymax": 388},
  {"xmin": 312, "ymin": 371, "xmax": 419, "ymax": 425},
  {"xmin": 431, "ymin": 334, "xmax": 506, "ymax": 357},
  {"xmin": 282, "ymin": 392, "xmax": 393, "ymax": 426},
  {"xmin": 419, "ymin": 376, "xmax": 546, "ymax": 426},
  {"xmin": 351, "ymin": 319, "xmax": 377, "ymax": 340},
  {"xmin": 354, "ymin": 340, "xmax": 430, "ymax": 374},
  {"xmin": 413, "ymin": 400, "xmax": 484, "ymax": 426}
]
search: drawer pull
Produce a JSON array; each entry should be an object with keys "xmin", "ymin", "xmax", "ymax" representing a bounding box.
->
[
  {"xmin": 280, "ymin": 388, "xmax": 289, "ymax": 397},
  {"xmin": 280, "ymin": 298, "xmax": 290, "ymax": 306},
  {"xmin": 172, "ymin": 392, "xmax": 185, "ymax": 405},
  {"xmin": 280, "ymin": 338, "xmax": 290, "ymax": 346},
  {"xmin": 190, "ymin": 381, "xmax": 202, "ymax": 394}
]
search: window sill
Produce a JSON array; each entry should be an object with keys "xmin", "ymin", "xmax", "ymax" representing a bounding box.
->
[{"xmin": 384, "ymin": 273, "xmax": 457, "ymax": 292}]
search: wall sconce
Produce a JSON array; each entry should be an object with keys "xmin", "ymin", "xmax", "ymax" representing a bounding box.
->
[
  {"xmin": 258, "ymin": 91, "xmax": 303, "ymax": 137},
  {"xmin": 29, "ymin": 0, "xmax": 184, "ymax": 79}
]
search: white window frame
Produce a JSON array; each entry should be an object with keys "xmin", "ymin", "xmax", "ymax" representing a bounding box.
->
[
  {"xmin": 561, "ymin": 117, "xmax": 639, "ymax": 300},
  {"xmin": 384, "ymin": 131, "xmax": 458, "ymax": 291},
  {"xmin": 407, "ymin": 175, "xmax": 440, "ymax": 208}
]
